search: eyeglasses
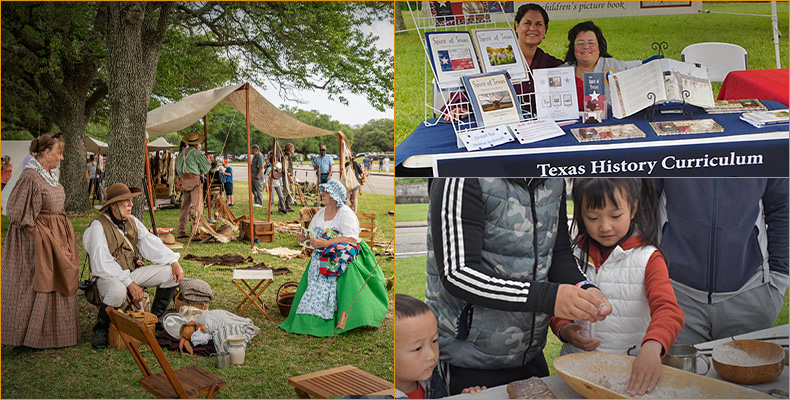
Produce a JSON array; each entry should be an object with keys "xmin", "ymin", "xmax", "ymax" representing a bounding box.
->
[{"xmin": 575, "ymin": 40, "xmax": 598, "ymax": 48}]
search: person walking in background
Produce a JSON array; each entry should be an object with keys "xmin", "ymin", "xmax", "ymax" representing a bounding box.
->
[
  {"xmin": 2, "ymin": 155, "xmax": 13, "ymax": 190},
  {"xmin": 2, "ymin": 133, "xmax": 80, "ymax": 349},
  {"xmin": 363, "ymin": 155, "xmax": 371, "ymax": 176},
  {"xmin": 311, "ymin": 145, "xmax": 333, "ymax": 184},
  {"xmin": 378, "ymin": 155, "xmax": 383, "ymax": 171},
  {"xmin": 282, "ymin": 143, "xmax": 297, "ymax": 208},
  {"xmin": 87, "ymin": 154, "xmax": 100, "ymax": 200},
  {"xmin": 251, "ymin": 144, "xmax": 265, "ymax": 207},
  {"xmin": 655, "ymin": 178, "xmax": 788, "ymax": 344},
  {"xmin": 384, "ymin": 155, "xmax": 390, "ymax": 173},
  {"xmin": 222, "ymin": 159, "xmax": 234, "ymax": 206},
  {"xmin": 175, "ymin": 132, "xmax": 211, "ymax": 238}
]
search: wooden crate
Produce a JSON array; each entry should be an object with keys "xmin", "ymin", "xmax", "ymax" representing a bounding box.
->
[
  {"xmin": 239, "ymin": 219, "xmax": 274, "ymax": 243},
  {"xmin": 109, "ymin": 311, "xmax": 157, "ymax": 350},
  {"xmin": 356, "ymin": 213, "xmax": 377, "ymax": 246},
  {"xmin": 154, "ymin": 184, "xmax": 170, "ymax": 199}
]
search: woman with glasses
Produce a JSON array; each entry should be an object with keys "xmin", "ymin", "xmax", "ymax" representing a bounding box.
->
[{"xmin": 562, "ymin": 21, "xmax": 627, "ymax": 110}]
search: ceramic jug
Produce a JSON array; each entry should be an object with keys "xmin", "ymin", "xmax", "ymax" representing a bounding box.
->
[{"xmin": 221, "ymin": 335, "xmax": 246, "ymax": 365}]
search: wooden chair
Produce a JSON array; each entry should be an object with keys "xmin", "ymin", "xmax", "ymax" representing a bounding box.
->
[
  {"xmin": 356, "ymin": 213, "xmax": 377, "ymax": 246},
  {"xmin": 288, "ymin": 365, "xmax": 393, "ymax": 398},
  {"xmin": 106, "ymin": 307, "xmax": 226, "ymax": 399}
]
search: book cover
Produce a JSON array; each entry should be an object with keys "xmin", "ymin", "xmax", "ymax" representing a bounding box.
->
[
  {"xmin": 471, "ymin": 28, "xmax": 529, "ymax": 81},
  {"xmin": 570, "ymin": 124, "xmax": 646, "ymax": 142},
  {"xmin": 533, "ymin": 66, "xmax": 578, "ymax": 122},
  {"xmin": 462, "ymin": 71, "xmax": 522, "ymax": 128},
  {"xmin": 705, "ymin": 99, "xmax": 768, "ymax": 114},
  {"xmin": 426, "ymin": 31, "xmax": 482, "ymax": 89},
  {"xmin": 650, "ymin": 119, "xmax": 724, "ymax": 136},
  {"xmin": 740, "ymin": 109, "xmax": 789, "ymax": 128},
  {"xmin": 583, "ymin": 72, "xmax": 607, "ymax": 123}
]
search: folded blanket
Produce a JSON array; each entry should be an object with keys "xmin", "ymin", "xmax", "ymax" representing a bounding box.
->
[
  {"xmin": 196, "ymin": 309, "xmax": 260, "ymax": 353},
  {"xmin": 179, "ymin": 278, "xmax": 214, "ymax": 303}
]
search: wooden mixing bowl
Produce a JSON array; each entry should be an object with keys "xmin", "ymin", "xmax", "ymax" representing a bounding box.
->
[{"xmin": 712, "ymin": 339, "xmax": 785, "ymax": 384}]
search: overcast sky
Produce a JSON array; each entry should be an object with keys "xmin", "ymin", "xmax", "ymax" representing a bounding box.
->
[{"xmin": 256, "ymin": 18, "xmax": 394, "ymax": 127}]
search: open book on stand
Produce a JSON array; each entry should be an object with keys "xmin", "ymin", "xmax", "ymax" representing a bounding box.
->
[{"xmin": 609, "ymin": 58, "xmax": 714, "ymax": 119}]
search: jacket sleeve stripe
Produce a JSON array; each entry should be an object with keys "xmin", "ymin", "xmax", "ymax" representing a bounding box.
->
[{"xmin": 440, "ymin": 179, "xmax": 531, "ymax": 303}]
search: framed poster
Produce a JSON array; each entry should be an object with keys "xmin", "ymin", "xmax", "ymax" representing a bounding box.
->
[
  {"xmin": 462, "ymin": 71, "xmax": 523, "ymax": 128},
  {"xmin": 471, "ymin": 27, "xmax": 529, "ymax": 81},
  {"xmin": 426, "ymin": 31, "xmax": 482, "ymax": 89}
]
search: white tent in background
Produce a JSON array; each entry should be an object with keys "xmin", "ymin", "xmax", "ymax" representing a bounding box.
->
[
  {"xmin": 147, "ymin": 137, "xmax": 177, "ymax": 152},
  {"xmin": 85, "ymin": 136, "xmax": 108, "ymax": 155}
]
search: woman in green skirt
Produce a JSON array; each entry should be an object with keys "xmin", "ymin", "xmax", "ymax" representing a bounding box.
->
[{"xmin": 280, "ymin": 179, "xmax": 388, "ymax": 337}]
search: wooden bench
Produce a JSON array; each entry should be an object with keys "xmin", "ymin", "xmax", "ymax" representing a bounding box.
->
[
  {"xmin": 288, "ymin": 365, "xmax": 393, "ymax": 398},
  {"xmin": 107, "ymin": 307, "xmax": 226, "ymax": 398}
]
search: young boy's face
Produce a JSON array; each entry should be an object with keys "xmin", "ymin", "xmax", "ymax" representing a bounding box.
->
[{"xmin": 395, "ymin": 311, "xmax": 440, "ymax": 392}]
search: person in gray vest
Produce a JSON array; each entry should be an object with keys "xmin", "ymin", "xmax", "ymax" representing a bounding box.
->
[
  {"xmin": 251, "ymin": 144, "xmax": 265, "ymax": 207},
  {"xmin": 83, "ymin": 183, "xmax": 185, "ymax": 349},
  {"xmin": 425, "ymin": 178, "xmax": 611, "ymax": 394}
]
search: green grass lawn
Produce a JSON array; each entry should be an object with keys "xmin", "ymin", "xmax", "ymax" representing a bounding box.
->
[
  {"xmin": 1, "ymin": 181, "xmax": 394, "ymax": 399},
  {"xmin": 395, "ymin": 1, "xmax": 790, "ymax": 146},
  {"xmin": 394, "ymin": 203, "xmax": 429, "ymax": 222}
]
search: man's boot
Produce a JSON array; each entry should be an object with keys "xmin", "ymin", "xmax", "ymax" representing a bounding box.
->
[
  {"xmin": 150, "ymin": 286, "xmax": 178, "ymax": 331},
  {"xmin": 92, "ymin": 304, "xmax": 112, "ymax": 349}
]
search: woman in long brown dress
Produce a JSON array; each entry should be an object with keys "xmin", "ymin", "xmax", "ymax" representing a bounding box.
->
[{"xmin": 1, "ymin": 134, "xmax": 80, "ymax": 348}]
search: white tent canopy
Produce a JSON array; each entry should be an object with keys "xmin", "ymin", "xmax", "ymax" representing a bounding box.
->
[
  {"xmin": 85, "ymin": 136, "xmax": 108, "ymax": 155},
  {"xmin": 147, "ymin": 137, "xmax": 177, "ymax": 152},
  {"xmin": 145, "ymin": 83, "xmax": 336, "ymax": 139}
]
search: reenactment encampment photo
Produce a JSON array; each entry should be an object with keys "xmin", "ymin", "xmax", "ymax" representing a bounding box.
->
[{"xmin": 1, "ymin": 1, "xmax": 395, "ymax": 398}]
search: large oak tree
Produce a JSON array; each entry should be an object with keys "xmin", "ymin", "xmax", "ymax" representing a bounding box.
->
[{"xmin": 2, "ymin": 1, "xmax": 394, "ymax": 216}]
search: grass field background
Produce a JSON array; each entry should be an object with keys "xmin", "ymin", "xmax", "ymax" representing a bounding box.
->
[{"xmin": 395, "ymin": 1, "xmax": 790, "ymax": 145}]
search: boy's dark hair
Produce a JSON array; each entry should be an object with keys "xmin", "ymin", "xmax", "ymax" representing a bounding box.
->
[
  {"xmin": 395, "ymin": 293, "xmax": 432, "ymax": 320},
  {"xmin": 570, "ymin": 179, "xmax": 663, "ymax": 264}
]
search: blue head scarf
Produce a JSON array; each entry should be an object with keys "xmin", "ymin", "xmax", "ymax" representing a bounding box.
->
[{"xmin": 319, "ymin": 179, "xmax": 347, "ymax": 207}]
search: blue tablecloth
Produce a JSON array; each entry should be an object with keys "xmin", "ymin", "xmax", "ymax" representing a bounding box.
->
[{"xmin": 395, "ymin": 101, "xmax": 788, "ymax": 177}]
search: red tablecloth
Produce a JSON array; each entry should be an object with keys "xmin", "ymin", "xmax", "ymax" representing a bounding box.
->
[{"xmin": 718, "ymin": 68, "xmax": 789, "ymax": 106}]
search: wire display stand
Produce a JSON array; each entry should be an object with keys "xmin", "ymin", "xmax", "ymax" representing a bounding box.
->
[{"xmin": 407, "ymin": 2, "xmax": 537, "ymax": 144}]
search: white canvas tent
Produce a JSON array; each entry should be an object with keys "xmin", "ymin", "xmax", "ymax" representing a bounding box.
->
[
  {"xmin": 147, "ymin": 137, "xmax": 177, "ymax": 151},
  {"xmin": 85, "ymin": 136, "xmax": 108, "ymax": 155},
  {"xmin": 145, "ymin": 82, "xmax": 352, "ymax": 248}
]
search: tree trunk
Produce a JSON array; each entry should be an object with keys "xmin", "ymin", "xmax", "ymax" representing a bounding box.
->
[
  {"xmin": 58, "ymin": 112, "xmax": 91, "ymax": 213},
  {"xmin": 104, "ymin": 2, "xmax": 171, "ymax": 220},
  {"xmin": 395, "ymin": 3, "xmax": 407, "ymax": 33}
]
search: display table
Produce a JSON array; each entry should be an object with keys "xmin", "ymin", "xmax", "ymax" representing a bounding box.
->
[
  {"xmin": 447, "ymin": 324, "xmax": 788, "ymax": 399},
  {"xmin": 719, "ymin": 69, "xmax": 789, "ymax": 106},
  {"xmin": 395, "ymin": 100, "xmax": 788, "ymax": 177}
]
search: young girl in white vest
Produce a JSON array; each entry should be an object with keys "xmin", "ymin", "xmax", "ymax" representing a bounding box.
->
[{"xmin": 551, "ymin": 179, "xmax": 684, "ymax": 397}]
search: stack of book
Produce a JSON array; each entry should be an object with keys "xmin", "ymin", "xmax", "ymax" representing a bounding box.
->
[
  {"xmin": 704, "ymin": 99, "xmax": 768, "ymax": 114},
  {"xmin": 739, "ymin": 109, "xmax": 789, "ymax": 128}
]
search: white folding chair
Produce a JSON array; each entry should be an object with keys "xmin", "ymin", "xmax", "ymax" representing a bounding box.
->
[{"xmin": 681, "ymin": 42, "xmax": 748, "ymax": 82}]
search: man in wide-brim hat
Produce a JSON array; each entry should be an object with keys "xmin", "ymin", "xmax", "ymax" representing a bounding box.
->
[
  {"xmin": 175, "ymin": 131, "xmax": 211, "ymax": 238},
  {"xmin": 83, "ymin": 182, "xmax": 186, "ymax": 349}
]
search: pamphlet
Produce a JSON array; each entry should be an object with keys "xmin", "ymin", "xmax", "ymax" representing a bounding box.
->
[
  {"xmin": 570, "ymin": 124, "xmax": 646, "ymax": 143},
  {"xmin": 740, "ymin": 109, "xmax": 790, "ymax": 128},
  {"xmin": 456, "ymin": 126, "xmax": 515, "ymax": 151},
  {"xmin": 471, "ymin": 27, "xmax": 529, "ymax": 81},
  {"xmin": 650, "ymin": 119, "xmax": 724, "ymax": 136},
  {"xmin": 583, "ymin": 72, "xmax": 607, "ymax": 123},
  {"xmin": 609, "ymin": 58, "xmax": 714, "ymax": 119},
  {"xmin": 507, "ymin": 118, "xmax": 566, "ymax": 144},
  {"xmin": 462, "ymin": 71, "xmax": 523, "ymax": 128},
  {"xmin": 704, "ymin": 99, "xmax": 768, "ymax": 114},
  {"xmin": 533, "ymin": 67, "xmax": 579, "ymax": 122},
  {"xmin": 425, "ymin": 31, "xmax": 482, "ymax": 89}
]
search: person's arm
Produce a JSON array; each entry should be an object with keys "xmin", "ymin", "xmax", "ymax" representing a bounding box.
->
[
  {"xmin": 763, "ymin": 179, "xmax": 789, "ymax": 277},
  {"xmin": 327, "ymin": 161, "xmax": 333, "ymax": 178},
  {"xmin": 83, "ymin": 220, "xmax": 133, "ymax": 287},
  {"xmin": 641, "ymin": 251, "xmax": 684, "ymax": 354},
  {"xmin": 430, "ymin": 179, "xmax": 564, "ymax": 313}
]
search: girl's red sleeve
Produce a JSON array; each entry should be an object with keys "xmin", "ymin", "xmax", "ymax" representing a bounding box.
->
[{"xmin": 642, "ymin": 251, "xmax": 685, "ymax": 356}]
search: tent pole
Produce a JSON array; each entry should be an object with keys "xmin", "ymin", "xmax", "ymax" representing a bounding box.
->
[
  {"xmin": 245, "ymin": 83, "xmax": 254, "ymax": 249},
  {"xmin": 772, "ymin": 1, "xmax": 781, "ymax": 68},
  {"xmin": 203, "ymin": 115, "xmax": 212, "ymax": 219},
  {"xmin": 144, "ymin": 132, "xmax": 158, "ymax": 236},
  {"xmin": 267, "ymin": 137, "xmax": 276, "ymax": 222},
  {"xmin": 337, "ymin": 132, "xmax": 345, "ymax": 179}
]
